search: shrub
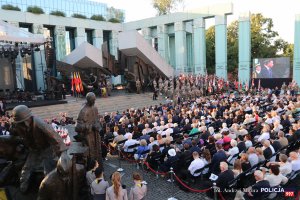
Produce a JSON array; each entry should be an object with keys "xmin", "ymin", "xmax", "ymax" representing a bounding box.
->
[
  {"xmin": 108, "ymin": 18, "xmax": 121, "ymax": 23},
  {"xmin": 72, "ymin": 13, "xmax": 87, "ymax": 19},
  {"xmin": 27, "ymin": 6, "xmax": 44, "ymax": 14},
  {"xmin": 90, "ymin": 14, "xmax": 106, "ymax": 21},
  {"xmin": 1, "ymin": 4, "xmax": 21, "ymax": 11},
  {"xmin": 50, "ymin": 11, "xmax": 66, "ymax": 17}
]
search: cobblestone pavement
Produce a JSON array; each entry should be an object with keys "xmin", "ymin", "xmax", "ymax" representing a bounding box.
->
[
  {"xmin": 65, "ymin": 126, "xmax": 212, "ymax": 200},
  {"xmin": 25, "ymin": 92, "xmax": 212, "ymax": 200}
]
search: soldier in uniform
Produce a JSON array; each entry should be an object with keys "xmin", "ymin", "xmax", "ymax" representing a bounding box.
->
[
  {"xmin": 9, "ymin": 105, "xmax": 67, "ymax": 193},
  {"xmin": 153, "ymin": 79, "xmax": 157, "ymax": 90},
  {"xmin": 75, "ymin": 92, "xmax": 101, "ymax": 163},
  {"xmin": 158, "ymin": 77, "xmax": 163, "ymax": 93},
  {"xmin": 106, "ymin": 80, "xmax": 112, "ymax": 96},
  {"xmin": 136, "ymin": 79, "xmax": 141, "ymax": 94}
]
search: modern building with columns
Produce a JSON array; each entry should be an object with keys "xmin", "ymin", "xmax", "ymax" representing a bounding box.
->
[{"xmin": 0, "ymin": 0, "xmax": 299, "ymax": 92}]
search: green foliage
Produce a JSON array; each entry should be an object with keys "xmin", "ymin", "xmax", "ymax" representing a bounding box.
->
[
  {"xmin": 50, "ymin": 10, "xmax": 66, "ymax": 17},
  {"xmin": 1, "ymin": 4, "xmax": 21, "ymax": 11},
  {"xmin": 27, "ymin": 6, "xmax": 44, "ymax": 14},
  {"xmin": 108, "ymin": 18, "xmax": 121, "ymax": 23},
  {"xmin": 152, "ymin": 0, "xmax": 184, "ymax": 15},
  {"xmin": 107, "ymin": 7, "xmax": 125, "ymax": 22},
  {"xmin": 90, "ymin": 14, "xmax": 106, "ymax": 21},
  {"xmin": 206, "ymin": 26, "xmax": 215, "ymax": 74},
  {"xmin": 72, "ymin": 13, "xmax": 87, "ymax": 19},
  {"xmin": 205, "ymin": 13, "xmax": 290, "ymax": 75}
]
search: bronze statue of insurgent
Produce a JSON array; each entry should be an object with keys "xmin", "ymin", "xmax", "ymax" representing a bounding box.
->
[
  {"xmin": 37, "ymin": 152, "xmax": 72, "ymax": 200},
  {"xmin": 75, "ymin": 92, "xmax": 101, "ymax": 162},
  {"xmin": 9, "ymin": 105, "xmax": 67, "ymax": 193}
]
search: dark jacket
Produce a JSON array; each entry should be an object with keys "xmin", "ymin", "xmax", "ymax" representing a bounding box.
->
[
  {"xmin": 237, "ymin": 141, "xmax": 247, "ymax": 153},
  {"xmin": 244, "ymin": 180, "xmax": 270, "ymax": 200},
  {"xmin": 211, "ymin": 150, "xmax": 227, "ymax": 175},
  {"xmin": 216, "ymin": 169, "xmax": 234, "ymax": 191}
]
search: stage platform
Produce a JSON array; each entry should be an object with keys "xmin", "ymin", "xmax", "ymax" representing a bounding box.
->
[{"xmin": 6, "ymin": 100, "xmax": 68, "ymax": 110}]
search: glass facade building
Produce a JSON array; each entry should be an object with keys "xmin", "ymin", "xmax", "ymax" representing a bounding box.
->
[{"xmin": 0, "ymin": 0, "xmax": 108, "ymax": 18}]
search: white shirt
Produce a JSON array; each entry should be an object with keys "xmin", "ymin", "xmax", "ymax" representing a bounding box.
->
[
  {"xmin": 264, "ymin": 173, "xmax": 288, "ymax": 187},
  {"xmin": 123, "ymin": 139, "xmax": 138, "ymax": 152},
  {"xmin": 248, "ymin": 153, "xmax": 259, "ymax": 167},
  {"xmin": 227, "ymin": 147, "xmax": 239, "ymax": 164},
  {"xmin": 291, "ymin": 159, "xmax": 300, "ymax": 171},
  {"xmin": 258, "ymin": 132, "xmax": 270, "ymax": 142},
  {"xmin": 245, "ymin": 140, "xmax": 253, "ymax": 149},
  {"xmin": 269, "ymin": 145, "xmax": 276, "ymax": 162},
  {"xmin": 188, "ymin": 158, "xmax": 205, "ymax": 176},
  {"xmin": 280, "ymin": 162, "xmax": 292, "ymax": 176}
]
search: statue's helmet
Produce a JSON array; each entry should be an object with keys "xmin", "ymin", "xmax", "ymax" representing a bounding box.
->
[
  {"xmin": 86, "ymin": 92, "xmax": 96, "ymax": 104},
  {"xmin": 57, "ymin": 152, "xmax": 72, "ymax": 177},
  {"xmin": 12, "ymin": 105, "xmax": 32, "ymax": 123}
]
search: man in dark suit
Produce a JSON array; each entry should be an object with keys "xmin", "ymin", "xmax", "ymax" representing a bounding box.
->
[
  {"xmin": 211, "ymin": 144, "xmax": 227, "ymax": 175},
  {"xmin": 216, "ymin": 162, "xmax": 234, "ymax": 191},
  {"xmin": 244, "ymin": 170, "xmax": 270, "ymax": 200},
  {"xmin": 260, "ymin": 59, "xmax": 274, "ymax": 78},
  {"xmin": 237, "ymin": 135, "xmax": 247, "ymax": 153}
]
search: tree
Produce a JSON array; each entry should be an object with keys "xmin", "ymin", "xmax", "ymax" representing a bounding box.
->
[
  {"xmin": 107, "ymin": 7, "xmax": 125, "ymax": 22},
  {"xmin": 90, "ymin": 15, "xmax": 106, "ymax": 21},
  {"xmin": 152, "ymin": 0, "xmax": 185, "ymax": 15},
  {"xmin": 205, "ymin": 13, "xmax": 290, "ymax": 75}
]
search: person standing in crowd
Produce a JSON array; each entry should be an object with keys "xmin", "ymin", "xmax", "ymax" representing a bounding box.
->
[
  {"xmin": 129, "ymin": 172, "xmax": 147, "ymax": 200},
  {"xmin": 86, "ymin": 160, "xmax": 99, "ymax": 186},
  {"xmin": 106, "ymin": 172, "xmax": 128, "ymax": 200},
  {"xmin": 90, "ymin": 167, "xmax": 109, "ymax": 200}
]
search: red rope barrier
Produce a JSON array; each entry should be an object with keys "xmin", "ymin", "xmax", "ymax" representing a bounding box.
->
[
  {"xmin": 218, "ymin": 192, "xmax": 226, "ymax": 200},
  {"xmin": 173, "ymin": 173, "xmax": 212, "ymax": 193},
  {"xmin": 144, "ymin": 162, "xmax": 167, "ymax": 175}
]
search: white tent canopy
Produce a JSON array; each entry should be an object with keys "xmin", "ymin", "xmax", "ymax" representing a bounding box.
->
[{"xmin": 0, "ymin": 20, "xmax": 45, "ymax": 44}]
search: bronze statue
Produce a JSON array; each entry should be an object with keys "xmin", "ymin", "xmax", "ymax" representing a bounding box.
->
[
  {"xmin": 75, "ymin": 92, "xmax": 102, "ymax": 162},
  {"xmin": 37, "ymin": 152, "xmax": 72, "ymax": 200},
  {"xmin": 136, "ymin": 80, "xmax": 141, "ymax": 94},
  {"xmin": 106, "ymin": 80, "xmax": 112, "ymax": 96},
  {"xmin": 9, "ymin": 105, "xmax": 67, "ymax": 193}
]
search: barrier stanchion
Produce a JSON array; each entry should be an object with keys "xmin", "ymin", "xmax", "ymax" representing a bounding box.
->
[
  {"xmin": 167, "ymin": 167, "xmax": 177, "ymax": 200},
  {"xmin": 117, "ymin": 145, "xmax": 124, "ymax": 172},
  {"xmin": 213, "ymin": 182, "xmax": 217, "ymax": 200}
]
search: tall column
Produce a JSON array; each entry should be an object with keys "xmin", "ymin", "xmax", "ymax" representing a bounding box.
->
[
  {"xmin": 294, "ymin": 14, "xmax": 300, "ymax": 86},
  {"xmin": 175, "ymin": 21, "xmax": 187, "ymax": 75},
  {"xmin": 215, "ymin": 15, "xmax": 227, "ymax": 80},
  {"xmin": 157, "ymin": 24, "xmax": 169, "ymax": 63},
  {"xmin": 32, "ymin": 24, "xmax": 45, "ymax": 91},
  {"xmin": 55, "ymin": 26, "xmax": 67, "ymax": 61},
  {"xmin": 238, "ymin": 12, "xmax": 251, "ymax": 86},
  {"xmin": 193, "ymin": 18, "xmax": 206, "ymax": 75},
  {"xmin": 110, "ymin": 30, "xmax": 119, "ymax": 59},
  {"xmin": 75, "ymin": 27, "xmax": 86, "ymax": 47},
  {"xmin": 141, "ymin": 27, "xmax": 152, "ymax": 44},
  {"xmin": 93, "ymin": 29, "xmax": 103, "ymax": 49},
  {"xmin": 111, "ymin": 30, "xmax": 121, "ymax": 85}
]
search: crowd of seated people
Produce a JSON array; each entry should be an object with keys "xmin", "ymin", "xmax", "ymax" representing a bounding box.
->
[{"xmin": 97, "ymin": 81, "xmax": 300, "ymax": 199}]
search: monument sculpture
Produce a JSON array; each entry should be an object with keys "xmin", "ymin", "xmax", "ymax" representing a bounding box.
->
[
  {"xmin": 9, "ymin": 105, "xmax": 67, "ymax": 193},
  {"xmin": 75, "ymin": 92, "xmax": 102, "ymax": 163}
]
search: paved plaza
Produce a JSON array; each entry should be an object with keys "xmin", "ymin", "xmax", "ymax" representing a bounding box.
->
[
  {"xmin": 29, "ymin": 91, "xmax": 165, "ymax": 120},
  {"xmin": 23, "ymin": 91, "xmax": 211, "ymax": 200}
]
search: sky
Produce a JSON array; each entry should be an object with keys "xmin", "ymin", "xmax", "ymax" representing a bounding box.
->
[{"xmin": 92, "ymin": 0, "xmax": 300, "ymax": 43}]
